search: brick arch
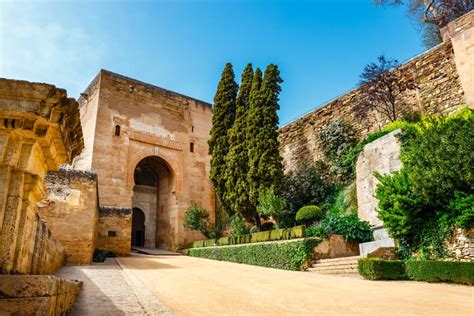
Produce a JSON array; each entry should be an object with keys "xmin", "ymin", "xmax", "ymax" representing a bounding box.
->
[
  {"xmin": 126, "ymin": 147, "xmax": 185, "ymax": 249},
  {"xmin": 126, "ymin": 149, "xmax": 184, "ymax": 196}
]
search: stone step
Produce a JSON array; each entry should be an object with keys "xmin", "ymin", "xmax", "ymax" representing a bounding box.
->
[
  {"xmin": 311, "ymin": 263, "xmax": 358, "ymax": 269},
  {"xmin": 309, "ymin": 256, "xmax": 361, "ymax": 276},
  {"xmin": 308, "ymin": 267, "xmax": 359, "ymax": 275},
  {"xmin": 313, "ymin": 256, "xmax": 360, "ymax": 264},
  {"xmin": 312, "ymin": 261, "xmax": 357, "ymax": 267}
]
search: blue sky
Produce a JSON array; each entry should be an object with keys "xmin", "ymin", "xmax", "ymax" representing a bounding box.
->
[{"xmin": 0, "ymin": 0, "xmax": 424, "ymax": 125}]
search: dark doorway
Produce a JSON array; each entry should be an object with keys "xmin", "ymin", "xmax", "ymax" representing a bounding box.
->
[{"xmin": 131, "ymin": 208, "xmax": 145, "ymax": 247}]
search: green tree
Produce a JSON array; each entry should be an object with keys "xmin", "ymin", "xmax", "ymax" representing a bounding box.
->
[
  {"xmin": 247, "ymin": 64, "xmax": 285, "ymax": 228},
  {"xmin": 208, "ymin": 63, "xmax": 238, "ymax": 215},
  {"xmin": 257, "ymin": 188, "xmax": 289, "ymax": 228},
  {"xmin": 184, "ymin": 202, "xmax": 215, "ymax": 239},
  {"xmin": 224, "ymin": 64, "xmax": 255, "ymax": 218}
]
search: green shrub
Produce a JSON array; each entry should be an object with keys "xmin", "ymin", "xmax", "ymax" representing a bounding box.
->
[
  {"xmin": 295, "ymin": 205, "xmax": 323, "ymax": 225},
  {"xmin": 229, "ymin": 214, "xmax": 249, "ymax": 237},
  {"xmin": 188, "ymin": 225, "xmax": 307, "ymax": 249},
  {"xmin": 203, "ymin": 239, "xmax": 216, "ymax": 247},
  {"xmin": 257, "ymin": 189, "xmax": 290, "ymax": 227},
  {"xmin": 289, "ymin": 225, "xmax": 306, "ymax": 238},
  {"xmin": 375, "ymin": 109, "xmax": 474, "ymax": 258},
  {"xmin": 449, "ymin": 192, "xmax": 474, "ymax": 229},
  {"xmin": 359, "ymin": 259, "xmax": 474, "ymax": 285},
  {"xmin": 251, "ymin": 231, "xmax": 271, "ymax": 243},
  {"xmin": 270, "ymin": 228, "xmax": 285, "ymax": 240},
  {"xmin": 188, "ymin": 238, "xmax": 320, "ymax": 270},
  {"xmin": 307, "ymin": 212, "xmax": 373, "ymax": 242},
  {"xmin": 358, "ymin": 258, "xmax": 407, "ymax": 280},
  {"xmin": 282, "ymin": 165, "xmax": 336, "ymax": 226},
  {"xmin": 217, "ymin": 236, "xmax": 229, "ymax": 246},
  {"xmin": 184, "ymin": 202, "xmax": 215, "ymax": 239},
  {"xmin": 405, "ymin": 260, "xmax": 474, "ymax": 285}
]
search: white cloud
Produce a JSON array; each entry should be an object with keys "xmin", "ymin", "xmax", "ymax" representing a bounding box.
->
[{"xmin": 0, "ymin": 1, "xmax": 106, "ymax": 98}]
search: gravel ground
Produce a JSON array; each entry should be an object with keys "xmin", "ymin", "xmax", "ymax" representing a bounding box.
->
[{"xmin": 57, "ymin": 257, "xmax": 171, "ymax": 315}]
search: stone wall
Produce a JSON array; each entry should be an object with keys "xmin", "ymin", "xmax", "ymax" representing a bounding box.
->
[
  {"xmin": 132, "ymin": 185, "xmax": 157, "ymax": 248},
  {"xmin": 0, "ymin": 274, "xmax": 82, "ymax": 315},
  {"xmin": 441, "ymin": 11, "xmax": 474, "ymax": 108},
  {"xmin": 37, "ymin": 168, "xmax": 99, "ymax": 265},
  {"xmin": 279, "ymin": 36, "xmax": 466, "ymax": 172},
  {"xmin": 446, "ymin": 228, "xmax": 474, "ymax": 262},
  {"xmin": 0, "ymin": 78, "xmax": 83, "ymax": 274},
  {"xmin": 356, "ymin": 130, "xmax": 402, "ymax": 228},
  {"xmin": 97, "ymin": 207, "xmax": 132, "ymax": 256},
  {"xmin": 0, "ymin": 78, "xmax": 84, "ymax": 313}
]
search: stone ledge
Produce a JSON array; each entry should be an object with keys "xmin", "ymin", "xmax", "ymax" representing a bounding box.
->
[{"xmin": 0, "ymin": 274, "xmax": 82, "ymax": 315}]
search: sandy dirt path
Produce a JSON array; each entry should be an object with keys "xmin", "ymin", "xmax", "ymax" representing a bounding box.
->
[{"xmin": 119, "ymin": 254, "xmax": 474, "ymax": 315}]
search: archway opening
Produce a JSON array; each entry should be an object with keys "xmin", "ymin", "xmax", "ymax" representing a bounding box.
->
[
  {"xmin": 132, "ymin": 156, "xmax": 174, "ymax": 249},
  {"xmin": 131, "ymin": 208, "xmax": 145, "ymax": 247}
]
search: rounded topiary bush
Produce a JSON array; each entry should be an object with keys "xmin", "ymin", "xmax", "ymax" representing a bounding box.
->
[{"xmin": 295, "ymin": 205, "xmax": 323, "ymax": 224}]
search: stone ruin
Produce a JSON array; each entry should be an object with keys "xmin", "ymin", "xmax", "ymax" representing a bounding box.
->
[{"xmin": 0, "ymin": 79, "xmax": 84, "ymax": 314}]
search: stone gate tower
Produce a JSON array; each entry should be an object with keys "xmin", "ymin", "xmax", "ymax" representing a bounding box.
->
[{"xmin": 74, "ymin": 70, "xmax": 214, "ymax": 252}]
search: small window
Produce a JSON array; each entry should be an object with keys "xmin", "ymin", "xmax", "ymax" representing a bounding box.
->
[
  {"xmin": 115, "ymin": 125, "xmax": 121, "ymax": 136},
  {"xmin": 190, "ymin": 142, "xmax": 194, "ymax": 153},
  {"xmin": 108, "ymin": 231, "xmax": 117, "ymax": 237},
  {"xmin": 191, "ymin": 125, "xmax": 194, "ymax": 132}
]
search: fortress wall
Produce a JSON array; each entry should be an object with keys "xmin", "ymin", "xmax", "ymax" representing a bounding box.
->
[
  {"xmin": 279, "ymin": 32, "xmax": 467, "ymax": 172},
  {"xmin": 38, "ymin": 168, "xmax": 99, "ymax": 265}
]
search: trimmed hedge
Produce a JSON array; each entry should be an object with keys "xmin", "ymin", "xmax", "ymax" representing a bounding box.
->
[
  {"xmin": 358, "ymin": 258, "xmax": 407, "ymax": 280},
  {"xmin": 405, "ymin": 260, "xmax": 474, "ymax": 285},
  {"xmin": 188, "ymin": 225, "xmax": 306, "ymax": 248},
  {"xmin": 358, "ymin": 258, "xmax": 474, "ymax": 285},
  {"xmin": 188, "ymin": 238, "xmax": 320, "ymax": 270}
]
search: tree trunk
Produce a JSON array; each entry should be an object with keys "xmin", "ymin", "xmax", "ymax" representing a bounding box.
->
[{"xmin": 255, "ymin": 215, "xmax": 262, "ymax": 231}]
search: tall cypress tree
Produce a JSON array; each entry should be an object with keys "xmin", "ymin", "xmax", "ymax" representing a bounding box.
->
[
  {"xmin": 245, "ymin": 68, "xmax": 264, "ymax": 226},
  {"xmin": 208, "ymin": 63, "xmax": 238, "ymax": 214},
  {"xmin": 247, "ymin": 64, "xmax": 284, "ymax": 228},
  {"xmin": 224, "ymin": 64, "xmax": 254, "ymax": 220}
]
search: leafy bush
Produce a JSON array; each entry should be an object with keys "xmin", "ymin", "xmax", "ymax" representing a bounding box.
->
[
  {"xmin": 358, "ymin": 259, "xmax": 474, "ymax": 285},
  {"xmin": 404, "ymin": 260, "xmax": 474, "ymax": 285},
  {"xmin": 184, "ymin": 202, "xmax": 215, "ymax": 239},
  {"xmin": 257, "ymin": 189, "xmax": 289, "ymax": 227},
  {"xmin": 358, "ymin": 258, "xmax": 407, "ymax": 280},
  {"xmin": 229, "ymin": 214, "xmax": 249, "ymax": 237},
  {"xmin": 449, "ymin": 192, "xmax": 474, "ymax": 229},
  {"xmin": 295, "ymin": 205, "xmax": 323, "ymax": 225},
  {"xmin": 188, "ymin": 238, "xmax": 320, "ymax": 270},
  {"xmin": 306, "ymin": 212, "xmax": 373, "ymax": 242},
  {"xmin": 282, "ymin": 165, "xmax": 336, "ymax": 225},
  {"xmin": 375, "ymin": 109, "xmax": 474, "ymax": 259},
  {"xmin": 317, "ymin": 118, "xmax": 358, "ymax": 180}
]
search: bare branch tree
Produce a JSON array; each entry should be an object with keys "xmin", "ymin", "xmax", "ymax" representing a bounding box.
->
[
  {"xmin": 373, "ymin": 0, "xmax": 473, "ymax": 47},
  {"xmin": 358, "ymin": 55, "xmax": 416, "ymax": 123}
]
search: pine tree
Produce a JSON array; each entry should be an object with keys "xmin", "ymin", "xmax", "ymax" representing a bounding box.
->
[
  {"xmin": 208, "ymin": 63, "xmax": 238, "ymax": 214},
  {"xmin": 224, "ymin": 64, "xmax": 255, "ymax": 220},
  {"xmin": 247, "ymin": 65, "xmax": 284, "ymax": 228}
]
